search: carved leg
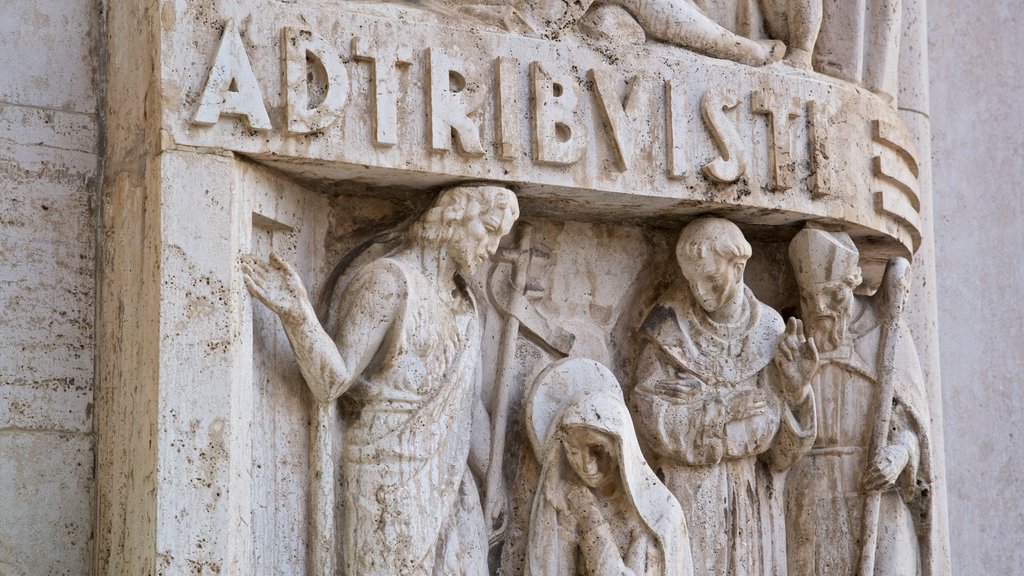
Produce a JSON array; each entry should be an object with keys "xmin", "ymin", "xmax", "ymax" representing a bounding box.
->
[
  {"xmin": 623, "ymin": 0, "xmax": 785, "ymax": 66},
  {"xmin": 760, "ymin": 0, "xmax": 822, "ymax": 69},
  {"xmin": 862, "ymin": 0, "xmax": 901, "ymax": 104},
  {"xmin": 784, "ymin": 0, "xmax": 822, "ymax": 68}
]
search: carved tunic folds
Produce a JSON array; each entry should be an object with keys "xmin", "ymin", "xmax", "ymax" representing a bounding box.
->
[
  {"xmin": 337, "ymin": 258, "xmax": 488, "ymax": 575},
  {"xmin": 631, "ymin": 285, "xmax": 815, "ymax": 576},
  {"xmin": 784, "ymin": 300, "xmax": 933, "ymax": 576}
]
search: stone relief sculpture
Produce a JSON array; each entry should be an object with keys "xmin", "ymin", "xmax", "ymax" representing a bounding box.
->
[
  {"xmin": 525, "ymin": 358, "xmax": 694, "ymax": 576},
  {"xmin": 436, "ymin": 0, "xmax": 904, "ymax": 97},
  {"xmin": 679, "ymin": 0, "xmax": 825, "ymax": 68},
  {"xmin": 436, "ymin": 0, "xmax": 817, "ymax": 66},
  {"xmin": 781, "ymin": 227, "xmax": 933, "ymax": 576},
  {"xmin": 241, "ymin": 185, "xmax": 520, "ymax": 575},
  {"xmin": 92, "ymin": 0, "xmax": 942, "ymax": 568},
  {"xmin": 629, "ymin": 217, "xmax": 817, "ymax": 576}
]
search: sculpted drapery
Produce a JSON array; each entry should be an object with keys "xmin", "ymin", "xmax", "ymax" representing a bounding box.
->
[
  {"xmin": 337, "ymin": 257, "xmax": 487, "ymax": 575},
  {"xmin": 243, "ymin": 185, "xmax": 520, "ymax": 575},
  {"xmin": 783, "ymin": 228, "xmax": 934, "ymax": 576},
  {"xmin": 147, "ymin": 0, "xmax": 940, "ymax": 569},
  {"xmin": 525, "ymin": 359, "xmax": 694, "ymax": 576},
  {"xmin": 783, "ymin": 301, "xmax": 932, "ymax": 576},
  {"xmin": 631, "ymin": 284, "xmax": 816, "ymax": 576},
  {"xmin": 630, "ymin": 218, "xmax": 817, "ymax": 576}
]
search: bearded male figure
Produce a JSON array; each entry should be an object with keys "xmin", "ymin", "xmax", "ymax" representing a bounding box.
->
[
  {"xmin": 630, "ymin": 217, "xmax": 817, "ymax": 576},
  {"xmin": 242, "ymin": 185, "xmax": 519, "ymax": 575},
  {"xmin": 781, "ymin": 227, "xmax": 934, "ymax": 576}
]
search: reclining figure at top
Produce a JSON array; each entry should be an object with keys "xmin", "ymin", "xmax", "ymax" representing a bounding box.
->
[{"xmin": 440, "ymin": 0, "xmax": 822, "ymax": 68}]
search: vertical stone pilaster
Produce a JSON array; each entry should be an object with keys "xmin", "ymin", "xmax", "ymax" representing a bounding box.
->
[
  {"xmin": 897, "ymin": 0, "xmax": 952, "ymax": 574},
  {"xmin": 95, "ymin": 0, "xmax": 162, "ymax": 573}
]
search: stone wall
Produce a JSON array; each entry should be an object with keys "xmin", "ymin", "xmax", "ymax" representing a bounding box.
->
[
  {"xmin": 929, "ymin": 2, "xmax": 1024, "ymax": 573},
  {"xmin": 0, "ymin": 0, "xmax": 101, "ymax": 573}
]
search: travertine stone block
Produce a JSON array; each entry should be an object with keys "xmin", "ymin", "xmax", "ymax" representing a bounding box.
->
[
  {"xmin": 0, "ymin": 0, "xmax": 99, "ymax": 112},
  {"xmin": 0, "ymin": 432, "xmax": 93, "ymax": 575}
]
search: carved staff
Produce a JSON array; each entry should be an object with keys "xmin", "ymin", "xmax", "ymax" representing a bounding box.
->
[
  {"xmin": 484, "ymin": 222, "xmax": 574, "ymax": 541},
  {"xmin": 309, "ymin": 401, "xmax": 336, "ymax": 576},
  {"xmin": 857, "ymin": 257, "xmax": 911, "ymax": 576}
]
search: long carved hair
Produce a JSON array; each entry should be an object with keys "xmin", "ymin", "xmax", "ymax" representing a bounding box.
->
[
  {"xmin": 317, "ymin": 184, "xmax": 518, "ymax": 323},
  {"xmin": 407, "ymin": 184, "xmax": 520, "ymax": 250}
]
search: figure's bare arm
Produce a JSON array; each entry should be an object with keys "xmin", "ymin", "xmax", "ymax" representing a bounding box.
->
[
  {"xmin": 469, "ymin": 388, "xmax": 491, "ymax": 483},
  {"xmin": 242, "ymin": 253, "xmax": 402, "ymax": 403}
]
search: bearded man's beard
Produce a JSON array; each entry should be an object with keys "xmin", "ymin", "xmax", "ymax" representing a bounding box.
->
[{"xmin": 807, "ymin": 313, "xmax": 849, "ymax": 352}]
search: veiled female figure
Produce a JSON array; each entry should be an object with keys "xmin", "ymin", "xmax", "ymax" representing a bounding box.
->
[{"xmin": 526, "ymin": 359, "xmax": 694, "ymax": 576}]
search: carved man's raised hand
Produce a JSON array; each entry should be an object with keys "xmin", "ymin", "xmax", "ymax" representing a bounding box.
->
[
  {"xmin": 863, "ymin": 443, "xmax": 910, "ymax": 492},
  {"xmin": 773, "ymin": 317, "xmax": 819, "ymax": 406},
  {"xmin": 241, "ymin": 252, "xmax": 311, "ymax": 325}
]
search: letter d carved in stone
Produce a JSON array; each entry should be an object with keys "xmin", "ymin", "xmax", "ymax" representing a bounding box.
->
[{"xmin": 281, "ymin": 27, "xmax": 350, "ymax": 135}]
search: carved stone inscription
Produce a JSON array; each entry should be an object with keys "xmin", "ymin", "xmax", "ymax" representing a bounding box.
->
[
  {"xmin": 167, "ymin": 4, "xmax": 921, "ymax": 260},
  {"xmin": 193, "ymin": 23, "xmax": 831, "ymax": 180}
]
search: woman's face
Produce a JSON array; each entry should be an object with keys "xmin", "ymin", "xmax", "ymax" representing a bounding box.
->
[{"xmin": 562, "ymin": 426, "xmax": 619, "ymax": 489}]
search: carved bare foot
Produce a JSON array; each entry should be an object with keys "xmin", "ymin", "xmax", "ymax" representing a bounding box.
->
[
  {"xmin": 762, "ymin": 40, "xmax": 787, "ymax": 64},
  {"xmin": 736, "ymin": 39, "xmax": 786, "ymax": 67},
  {"xmin": 784, "ymin": 47, "xmax": 813, "ymax": 70}
]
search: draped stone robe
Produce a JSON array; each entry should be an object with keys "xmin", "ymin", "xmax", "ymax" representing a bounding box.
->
[
  {"xmin": 528, "ymin": 391, "xmax": 693, "ymax": 576},
  {"xmin": 336, "ymin": 258, "xmax": 488, "ymax": 575},
  {"xmin": 631, "ymin": 285, "xmax": 815, "ymax": 576},
  {"xmin": 784, "ymin": 299, "xmax": 934, "ymax": 576}
]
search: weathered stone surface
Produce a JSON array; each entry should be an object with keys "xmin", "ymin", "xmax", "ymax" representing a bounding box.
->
[
  {"xmin": 0, "ymin": 3, "xmax": 100, "ymax": 573},
  {"xmin": 88, "ymin": 1, "xmax": 947, "ymax": 574},
  {"xmin": 526, "ymin": 358, "xmax": 692, "ymax": 575},
  {"xmin": 0, "ymin": 432, "xmax": 93, "ymax": 575},
  {"xmin": 9, "ymin": 0, "xmax": 1014, "ymax": 573},
  {"xmin": 161, "ymin": 3, "xmax": 922, "ymax": 272},
  {"xmin": 0, "ymin": 0, "xmax": 99, "ymax": 112},
  {"xmin": 930, "ymin": 1, "xmax": 1024, "ymax": 574}
]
